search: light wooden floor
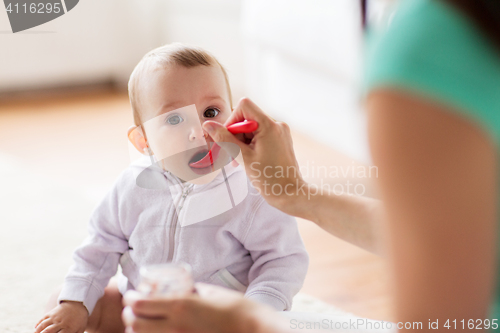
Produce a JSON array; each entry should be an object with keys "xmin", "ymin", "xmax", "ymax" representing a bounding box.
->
[{"xmin": 0, "ymin": 90, "xmax": 393, "ymax": 321}]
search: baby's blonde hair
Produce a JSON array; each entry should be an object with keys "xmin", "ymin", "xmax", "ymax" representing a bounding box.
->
[{"xmin": 128, "ymin": 43, "xmax": 233, "ymax": 126}]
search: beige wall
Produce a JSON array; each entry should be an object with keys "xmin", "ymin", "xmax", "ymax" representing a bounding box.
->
[
  {"xmin": 0, "ymin": 0, "xmax": 245, "ymax": 96},
  {"xmin": 0, "ymin": 0, "xmax": 399, "ymax": 163}
]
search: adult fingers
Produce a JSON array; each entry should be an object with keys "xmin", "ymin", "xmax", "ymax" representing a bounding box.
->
[
  {"xmin": 202, "ymin": 121, "xmax": 248, "ymax": 153},
  {"xmin": 123, "ymin": 291, "xmax": 190, "ymax": 319},
  {"xmin": 133, "ymin": 298, "xmax": 192, "ymax": 319},
  {"xmin": 225, "ymin": 97, "xmax": 272, "ymax": 127},
  {"xmin": 193, "ymin": 282, "xmax": 215, "ymax": 297},
  {"xmin": 122, "ymin": 305, "xmax": 135, "ymax": 327},
  {"xmin": 129, "ymin": 316, "xmax": 173, "ymax": 333},
  {"xmin": 123, "ymin": 301, "xmax": 181, "ymax": 333}
]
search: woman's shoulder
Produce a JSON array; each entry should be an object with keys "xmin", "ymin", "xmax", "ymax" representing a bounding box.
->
[{"xmin": 365, "ymin": 0, "xmax": 500, "ymax": 142}]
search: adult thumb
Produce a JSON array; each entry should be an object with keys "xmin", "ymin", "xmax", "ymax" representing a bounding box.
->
[{"xmin": 203, "ymin": 121, "xmax": 245, "ymax": 150}]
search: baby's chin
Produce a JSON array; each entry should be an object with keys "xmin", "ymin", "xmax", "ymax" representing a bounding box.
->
[{"xmin": 184, "ymin": 170, "xmax": 221, "ymax": 185}]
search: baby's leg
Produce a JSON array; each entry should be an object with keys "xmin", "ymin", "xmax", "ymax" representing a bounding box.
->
[{"xmin": 45, "ymin": 278, "xmax": 125, "ymax": 333}]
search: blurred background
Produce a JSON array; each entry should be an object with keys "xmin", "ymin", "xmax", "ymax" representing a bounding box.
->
[{"xmin": 0, "ymin": 0, "xmax": 398, "ymax": 331}]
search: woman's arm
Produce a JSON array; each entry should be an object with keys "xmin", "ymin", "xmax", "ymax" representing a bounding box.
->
[
  {"xmin": 368, "ymin": 89, "xmax": 497, "ymax": 325},
  {"xmin": 203, "ymin": 97, "xmax": 384, "ymax": 254},
  {"xmin": 297, "ymin": 184, "xmax": 384, "ymax": 253}
]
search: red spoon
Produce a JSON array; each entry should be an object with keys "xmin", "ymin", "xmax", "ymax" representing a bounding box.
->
[
  {"xmin": 189, "ymin": 120, "xmax": 258, "ymax": 169},
  {"xmin": 226, "ymin": 120, "xmax": 259, "ymax": 134}
]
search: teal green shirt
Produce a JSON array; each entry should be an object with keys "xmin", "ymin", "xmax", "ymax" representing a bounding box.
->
[{"xmin": 364, "ymin": 0, "xmax": 500, "ymax": 323}]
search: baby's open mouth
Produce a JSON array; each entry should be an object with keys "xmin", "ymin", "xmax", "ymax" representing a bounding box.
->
[
  {"xmin": 189, "ymin": 150, "xmax": 209, "ymax": 165},
  {"xmin": 188, "ymin": 144, "xmax": 221, "ymax": 169}
]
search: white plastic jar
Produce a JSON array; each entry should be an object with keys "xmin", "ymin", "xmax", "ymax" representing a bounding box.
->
[{"xmin": 137, "ymin": 262, "xmax": 195, "ymax": 297}]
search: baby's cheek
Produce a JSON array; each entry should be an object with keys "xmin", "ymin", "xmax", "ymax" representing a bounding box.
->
[
  {"xmin": 217, "ymin": 112, "xmax": 231, "ymax": 124},
  {"xmin": 150, "ymin": 134, "xmax": 187, "ymax": 160}
]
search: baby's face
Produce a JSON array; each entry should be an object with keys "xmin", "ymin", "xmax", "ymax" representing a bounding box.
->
[{"xmin": 139, "ymin": 65, "xmax": 232, "ymax": 182}]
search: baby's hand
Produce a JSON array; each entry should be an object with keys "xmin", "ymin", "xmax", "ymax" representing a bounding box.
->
[{"xmin": 34, "ymin": 301, "xmax": 88, "ymax": 333}]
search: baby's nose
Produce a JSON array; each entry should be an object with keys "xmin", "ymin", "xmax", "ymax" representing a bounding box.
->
[{"xmin": 189, "ymin": 127, "xmax": 206, "ymax": 141}]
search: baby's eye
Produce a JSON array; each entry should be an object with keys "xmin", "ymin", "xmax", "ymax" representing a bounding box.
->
[
  {"xmin": 166, "ymin": 114, "xmax": 183, "ymax": 125},
  {"xmin": 204, "ymin": 108, "xmax": 219, "ymax": 118}
]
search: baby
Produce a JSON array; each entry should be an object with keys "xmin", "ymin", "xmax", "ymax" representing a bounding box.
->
[{"xmin": 35, "ymin": 43, "xmax": 309, "ymax": 333}]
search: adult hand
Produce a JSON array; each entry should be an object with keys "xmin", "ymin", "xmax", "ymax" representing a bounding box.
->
[
  {"xmin": 202, "ymin": 97, "xmax": 306, "ymax": 217},
  {"xmin": 122, "ymin": 283, "xmax": 288, "ymax": 333},
  {"xmin": 203, "ymin": 97, "xmax": 384, "ymax": 254}
]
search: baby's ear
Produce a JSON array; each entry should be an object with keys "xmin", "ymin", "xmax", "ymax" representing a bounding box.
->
[{"xmin": 127, "ymin": 125, "xmax": 151, "ymax": 155}]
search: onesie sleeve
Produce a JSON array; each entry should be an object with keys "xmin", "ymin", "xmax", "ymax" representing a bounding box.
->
[
  {"xmin": 241, "ymin": 198, "xmax": 309, "ymax": 311},
  {"xmin": 57, "ymin": 177, "xmax": 129, "ymax": 315}
]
